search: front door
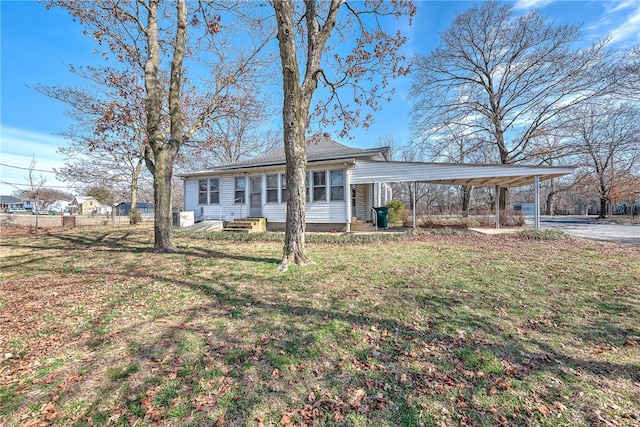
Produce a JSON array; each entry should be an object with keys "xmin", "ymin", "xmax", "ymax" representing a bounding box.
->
[{"xmin": 249, "ymin": 177, "xmax": 262, "ymax": 217}]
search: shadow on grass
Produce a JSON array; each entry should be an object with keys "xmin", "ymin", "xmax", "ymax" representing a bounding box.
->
[
  {"xmin": 61, "ymin": 268, "xmax": 640, "ymax": 425},
  {"xmin": 2, "ymin": 230, "xmax": 638, "ymax": 425}
]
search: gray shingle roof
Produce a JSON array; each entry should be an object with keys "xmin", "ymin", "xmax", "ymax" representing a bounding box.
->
[
  {"xmin": 0, "ymin": 195, "xmax": 21, "ymax": 204},
  {"xmin": 183, "ymin": 134, "xmax": 389, "ymax": 176}
]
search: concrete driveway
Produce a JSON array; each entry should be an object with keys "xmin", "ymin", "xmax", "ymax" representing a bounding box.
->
[{"xmin": 525, "ymin": 215, "xmax": 640, "ymax": 246}]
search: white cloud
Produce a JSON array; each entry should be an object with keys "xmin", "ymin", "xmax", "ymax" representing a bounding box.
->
[
  {"xmin": 0, "ymin": 126, "xmax": 72, "ymax": 194},
  {"xmin": 609, "ymin": 4, "xmax": 640, "ymax": 44},
  {"xmin": 514, "ymin": 0, "xmax": 557, "ymax": 11}
]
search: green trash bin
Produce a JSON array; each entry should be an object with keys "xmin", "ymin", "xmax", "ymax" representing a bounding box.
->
[{"xmin": 374, "ymin": 206, "xmax": 389, "ymax": 228}]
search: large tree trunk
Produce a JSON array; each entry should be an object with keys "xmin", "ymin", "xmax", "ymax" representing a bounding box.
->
[
  {"xmin": 143, "ymin": 0, "xmax": 185, "ymax": 252},
  {"xmin": 274, "ymin": 0, "xmax": 313, "ymax": 271},
  {"xmin": 152, "ymin": 147, "xmax": 177, "ymax": 251},
  {"xmin": 281, "ymin": 121, "xmax": 312, "ymax": 269}
]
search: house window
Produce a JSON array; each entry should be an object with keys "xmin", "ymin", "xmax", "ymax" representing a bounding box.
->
[
  {"xmin": 234, "ymin": 177, "xmax": 246, "ymax": 204},
  {"xmin": 330, "ymin": 169, "xmax": 345, "ymax": 201},
  {"xmin": 313, "ymin": 171, "xmax": 326, "ymax": 202},
  {"xmin": 306, "ymin": 172, "xmax": 310, "ymax": 202},
  {"xmin": 198, "ymin": 179, "xmax": 208, "ymax": 204},
  {"xmin": 266, "ymin": 174, "xmax": 278, "ymax": 203},
  {"xmin": 280, "ymin": 174, "xmax": 287, "ymax": 203},
  {"xmin": 209, "ymin": 178, "xmax": 220, "ymax": 204}
]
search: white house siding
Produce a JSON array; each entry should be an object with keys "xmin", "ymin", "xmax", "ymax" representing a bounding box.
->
[
  {"xmin": 184, "ymin": 164, "xmax": 350, "ymax": 225},
  {"xmin": 184, "ymin": 178, "xmax": 198, "ymax": 211}
]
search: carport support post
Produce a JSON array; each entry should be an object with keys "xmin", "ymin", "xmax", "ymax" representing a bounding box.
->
[
  {"xmin": 413, "ymin": 181, "xmax": 417, "ymax": 229},
  {"xmin": 534, "ymin": 175, "xmax": 540, "ymax": 231},
  {"xmin": 495, "ymin": 186, "xmax": 500, "ymax": 229}
]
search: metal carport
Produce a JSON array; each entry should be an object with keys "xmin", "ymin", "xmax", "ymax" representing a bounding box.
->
[{"xmin": 348, "ymin": 161, "xmax": 575, "ymax": 230}]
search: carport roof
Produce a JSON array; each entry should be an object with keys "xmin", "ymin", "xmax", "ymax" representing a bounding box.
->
[{"xmin": 349, "ymin": 161, "xmax": 574, "ymax": 188}]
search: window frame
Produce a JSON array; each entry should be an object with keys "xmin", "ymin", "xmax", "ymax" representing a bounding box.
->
[
  {"xmin": 198, "ymin": 179, "xmax": 208, "ymax": 205},
  {"xmin": 312, "ymin": 170, "xmax": 327, "ymax": 202},
  {"xmin": 209, "ymin": 178, "xmax": 220, "ymax": 205},
  {"xmin": 266, "ymin": 174, "xmax": 278, "ymax": 203},
  {"xmin": 234, "ymin": 176, "xmax": 246, "ymax": 204},
  {"xmin": 329, "ymin": 169, "xmax": 345, "ymax": 201}
]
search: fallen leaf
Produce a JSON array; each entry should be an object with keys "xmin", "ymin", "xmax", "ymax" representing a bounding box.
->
[
  {"xmin": 280, "ymin": 412, "xmax": 293, "ymax": 426},
  {"xmin": 536, "ymin": 403, "xmax": 551, "ymax": 416}
]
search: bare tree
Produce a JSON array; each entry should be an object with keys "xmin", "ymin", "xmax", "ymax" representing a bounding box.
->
[
  {"xmin": 46, "ymin": 0, "xmax": 271, "ymax": 251},
  {"xmin": 25, "ymin": 156, "xmax": 47, "ymax": 235},
  {"xmin": 410, "ymin": 0, "xmax": 610, "ymax": 212},
  {"xmin": 564, "ymin": 100, "xmax": 640, "ymax": 218},
  {"xmin": 182, "ymin": 89, "xmax": 280, "ymax": 168},
  {"xmin": 272, "ymin": 0, "xmax": 415, "ymax": 270},
  {"xmin": 33, "ymin": 65, "xmax": 150, "ymax": 225}
]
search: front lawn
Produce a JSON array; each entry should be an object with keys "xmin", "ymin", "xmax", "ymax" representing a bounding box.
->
[{"xmin": 1, "ymin": 225, "xmax": 638, "ymax": 426}]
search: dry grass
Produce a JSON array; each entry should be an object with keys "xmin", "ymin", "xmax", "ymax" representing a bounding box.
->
[{"xmin": 1, "ymin": 224, "xmax": 639, "ymax": 426}]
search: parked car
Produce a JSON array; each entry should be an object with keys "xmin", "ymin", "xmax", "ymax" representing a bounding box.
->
[
  {"xmin": 7, "ymin": 208, "xmax": 27, "ymax": 213},
  {"xmin": 32, "ymin": 210, "xmax": 49, "ymax": 215}
]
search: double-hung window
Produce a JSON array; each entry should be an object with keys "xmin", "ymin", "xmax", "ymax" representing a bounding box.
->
[
  {"xmin": 266, "ymin": 174, "xmax": 278, "ymax": 203},
  {"xmin": 198, "ymin": 179, "xmax": 208, "ymax": 205},
  {"xmin": 330, "ymin": 170, "xmax": 344, "ymax": 201},
  {"xmin": 198, "ymin": 178, "xmax": 220, "ymax": 204},
  {"xmin": 234, "ymin": 177, "xmax": 246, "ymax": 204},
  {"xmin": 312, "ymin": 171, "xmax": 326, "ymax": 202},
  {"xmin": 209, "ymin": 178, "xmax": 220, "ymax": 204}
]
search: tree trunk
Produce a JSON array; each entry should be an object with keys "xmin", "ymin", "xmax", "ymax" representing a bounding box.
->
[
  {"xmin": 599, "ymin": 197, "xmax": 607, "ymax": 219},
  {"xmin": 152, "ymin": 147, "xmax": 177, "ymax": 252},
  {"xmin": 461, "ymin": 185, "xmax": 472, "ymax": 217},
  {"xmin": 498, "ymin": 187, "xmax": 508, "ymax": 224},
  {"xmin": 274, "ymin": 0, "xmax": 314, "ymax": 271},
  {"xmin": 545, "ymin": 191, "xmax": 555, "ymax": 216},
  {"xmin": 129, "ymin": 159, "xmax": 143, "ymax": 225},
  {"xmin": 143, "ymin": 0, "xmax": 185, "ymax": 252}
]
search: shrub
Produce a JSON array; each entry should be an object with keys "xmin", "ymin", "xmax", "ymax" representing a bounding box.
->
[{"xmin": 385, "ymin": 200, "xmax": 405, "ymax": 224}]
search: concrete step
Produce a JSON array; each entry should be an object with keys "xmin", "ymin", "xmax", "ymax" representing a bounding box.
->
[{"xmin": 222, "ymin": 228, "xmax": 252, "ymax": 233}]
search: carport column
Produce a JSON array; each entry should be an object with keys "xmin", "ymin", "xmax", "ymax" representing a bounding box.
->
[
  {"xmin": 534, "ymin": 175, "xmax": 540, "ymax": 231},
  {"xmin": 495, "ymin": 186, "xmax": 500, "ymax": 229},
  {"xmin": 413, "ymin": 182, "xmax": 417, "ymax": 229},
  {"xmin": 345, "ymin": 168, "xmax": 351, "ymax": 232}
]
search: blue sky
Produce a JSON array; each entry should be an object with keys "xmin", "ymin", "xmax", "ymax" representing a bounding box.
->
[{"xmin": 1, "ymin": 0, "xmax": 639, "ymax": 195}]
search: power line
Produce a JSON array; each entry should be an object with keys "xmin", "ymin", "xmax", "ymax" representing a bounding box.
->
[
  {"xmin": 0, "ymin": 163, "xmax": 58, "ymax": 174},
  {"xmin": 0, "ymin": 181, "xmax": 72, "ymax": 190}
]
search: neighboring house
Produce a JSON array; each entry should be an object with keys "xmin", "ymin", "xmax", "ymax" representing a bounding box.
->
[
  {"xmin": 181, "ymin": 134, "xmax": 574, "ymax": 232},
  {"xmin": 68, "ymin": 196, "xmax": 103, "ymax": 216},
  {"xmin": 0, "ymin": 195, "xmax": 22, "ymax": 211},
  {"xmin": 115, "ymin": 202, "xmax": 154, "ymax": 217}
]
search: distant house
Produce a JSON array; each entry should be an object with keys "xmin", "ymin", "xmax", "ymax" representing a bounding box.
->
[
  {"xmin": 0, "ymin": 195, "xmax": 22, "ymax": 211},
  {"xmin": 180, "ymin": 134, "xmax": 574, "ymax": 231},
  {"xmin": 115, "ymin": 202, "xmax": 154, "ymax": 217},
  {"xmin": 68, "ymin": 196, "xmax": 103, "ymax": 216}
]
